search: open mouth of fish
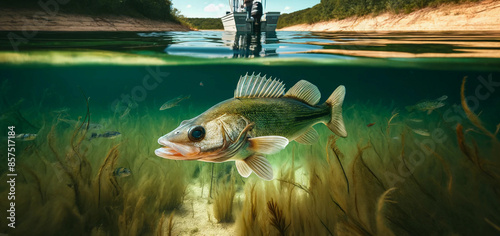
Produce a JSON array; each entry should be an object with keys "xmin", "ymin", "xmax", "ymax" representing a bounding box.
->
[{"xmin": 155, "ymin": 138, "xmax": 201, "ymax": 160}]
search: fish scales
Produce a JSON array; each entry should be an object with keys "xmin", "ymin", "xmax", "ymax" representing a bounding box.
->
[{"xmin": 199, "ymin": 97, "xmax": 330, "ymax": 140}]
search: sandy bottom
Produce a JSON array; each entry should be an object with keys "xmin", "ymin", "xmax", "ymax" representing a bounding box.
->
[
  {"xmin": 0, "ymin": 8, "xmax": 190, "ymax": 31},
  {"xmin": 169, "ymin": 184, "xmax": 238, "ymax": 236},
  {"xmin": 280, "ymin": 0, "xmax": 500, "ymax": 31}
]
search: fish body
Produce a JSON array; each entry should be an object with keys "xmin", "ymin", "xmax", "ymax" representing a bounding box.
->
[
  {"xmin": 89, "ymin": 131, "xmax": 121, "ymax": 140},
  {"xmin": 406, "ymin": 95, "xmax": 447, "ymax": 115},
  {"xmin": 412, "ymin": 129, "xmax": 430, "ymax": 136},
  {"xmin": 51, "ymin": 108, "xmax": 70, "ymax": 114},
  {"xmin": 120, "ymin": 107, "xmax": 131, "ymax": 118},
  {"xmin": 155, "ymin": 73, "xmax": 347, "ymax": 180},
  {"xmin": 58, "ymin": 118, "xmax": 104, "ymax": 130},
  {"xmin": 15, "ymin": 133, "xmax": 37, "ymax": 141},
  {"xmin": 197, "ymin": 97, "xmax": 330, "ymax": 140},
  {"xmin": 113, "ymin": 167, "xmax": 131, "ymax": 177},
  {"xmin": 159, "ymin": 95, "xmax": 191, "ymax": 110}
]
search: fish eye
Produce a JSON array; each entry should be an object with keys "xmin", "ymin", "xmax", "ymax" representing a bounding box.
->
[{"xmin": 188, "ymin": 126, "xmax": 205, "ymax": 142}]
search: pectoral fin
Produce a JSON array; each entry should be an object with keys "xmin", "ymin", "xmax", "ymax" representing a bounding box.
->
[
  {"xmin": 248, "ymin": 136, "xmax": 289, "ymax": 154},
  {"xmin": 244, "ymin": 154, "xmax": 273, "ymax": 180},
  {"xmin": 294, "ymin": 127, "xmax": 319, "ymax": 145},
  {"xmin": 235, "ymin": 160, "xmax": 252, "ymax": 178}
]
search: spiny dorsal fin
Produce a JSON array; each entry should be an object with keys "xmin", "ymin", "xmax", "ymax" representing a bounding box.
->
[
  {"xmin": 234, "ymin": 72, "xmax": 286, "ymax": 99},
  {"xmin": 244, "ymin": 154, "xmax": 273, "ymax": 180},
  {"xmin": 294, "ymin": 127, "xmax": 319, "ymax": 145},
  {"xmin": 284, "ymin": 80, "xmax": 321, "ymax": 105}
]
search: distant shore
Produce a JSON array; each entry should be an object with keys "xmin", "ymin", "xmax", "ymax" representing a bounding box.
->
[
  {"xmin": 280, "ymin": 0, "xmax": 500, "ymax": 31},
  {"xmin": 0, "ymin": 8, "xmax": 190, "ymax": 32}
]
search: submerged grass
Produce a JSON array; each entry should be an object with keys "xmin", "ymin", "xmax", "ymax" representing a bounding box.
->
[
  {"xmin": 0, "ymin": 78, "xmax": 499, "ymax": 235},
  {"xmin": 213, "ymin": 172, "xmax": 236, "ymax": 223},
  {"xmin": 0, "ymin": 99, "xmax": 192, "ymax": 235}
]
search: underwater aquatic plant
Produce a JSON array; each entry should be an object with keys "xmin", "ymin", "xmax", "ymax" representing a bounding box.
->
[
  {"xmin": 0, "ymin": 98, "xmax": 193, "ymax": 236},
  {"xmin": 267, "ymin": 198, "xmax": 290, "ymax": 236},
  {"xmin": 213, "ymin": 173, "xmax": 236, "ymax": 223}
]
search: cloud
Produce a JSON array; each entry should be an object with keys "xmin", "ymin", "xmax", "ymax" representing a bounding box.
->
[
  {"xmin": 204, "ymin": 3, "xmax": 225, "ymax": 12},
  {"xmin": 284, "ymin": 6, "xmax": 291, "ymax": 11},
  {"xmin": 187, "ymin": 4, "xmax": 192, "ymax": 8}
]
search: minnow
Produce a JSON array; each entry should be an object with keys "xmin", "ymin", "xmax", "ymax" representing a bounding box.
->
[
  {"xmin": 113, "ymin": 167, "xmax": 132, "ymax": 177},
  {"xmin": 406, "ymin": 95, "xmax": 447, "ymax": 115},
  {"xmin": 58, "ymin": 118, "xmax": 104, "ymax": 130},
  {"xmin": 89, "ymin": 131, "xmax": 121, "ymax": 140},
  {"xmin": 367, "ymin": 123, "xmax": 375, "ymax": 127},
  {"xmin": 159, "ymin": 95, "xmax": 191, "ymax": 110},
  {"xmin": 14, "ymin": 133, "xmax": 37, "ymax": 141},
  {"xmin": 412, "ymin": 129, "xmax": 430, "ymax": 136},
  {"xmin": 155, "ymin": 73, "xmax": 347, "ymax": 180}
]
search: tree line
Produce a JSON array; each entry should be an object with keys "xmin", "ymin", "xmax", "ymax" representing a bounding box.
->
[
  {"xmin": 1, "ymin": 0, "xmax": 178, "ymax": 22},
  {"xmin": 184, "ymin": 18, "xmax": 224, "ymax": 30},
  {"xmin": 278, "ymin": 0, "xmax": 482, "ymax": 28}
]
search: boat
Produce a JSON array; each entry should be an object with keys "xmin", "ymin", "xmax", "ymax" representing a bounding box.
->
[{"xmin": 221, "ymin": 0, "xmax": 280, "ymax": 32}]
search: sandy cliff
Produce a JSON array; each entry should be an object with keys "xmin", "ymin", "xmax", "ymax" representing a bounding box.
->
[
  {"xmin": 280, "ymin": 0, "xmax": 500, "ymax": 31},
  {"xmin": 0, "ymin": 8, "xmax": 190, "ymax": 31}
]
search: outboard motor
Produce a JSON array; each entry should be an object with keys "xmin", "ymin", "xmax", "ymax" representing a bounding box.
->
[{"xmin": 251, "ymin": 1, "xmax": 263, "ymax": 31}]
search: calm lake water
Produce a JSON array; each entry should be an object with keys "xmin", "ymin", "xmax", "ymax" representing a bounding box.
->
[{"xmin": 0, "ymin": 30, "xmax": 499, "ymax": 235}]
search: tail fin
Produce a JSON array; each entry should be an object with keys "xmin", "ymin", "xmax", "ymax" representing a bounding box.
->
[{"xmin": 325, "ymin": 85, "xmax": 347, "ymax": 137}]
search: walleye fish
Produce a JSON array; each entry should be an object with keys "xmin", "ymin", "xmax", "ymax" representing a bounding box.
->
[{"xmin": 155, "ymin": 73, "xmax": 347, "ymax": 180}]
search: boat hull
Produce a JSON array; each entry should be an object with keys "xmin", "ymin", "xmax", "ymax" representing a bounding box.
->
[{"xmin": 222, "ymin": 12, "xmax": 280, "ymax": 32}]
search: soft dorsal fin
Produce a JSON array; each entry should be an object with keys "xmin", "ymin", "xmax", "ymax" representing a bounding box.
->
[
  {"xmin": 294, "ymin": 127, "xmax": 319, "ymax": 145},
  {"xmin": 234, "ymin": 72, "xmax": 286, "ymax": 98},
  {"xmin": 284, "ymin": 80, "xmax": 321, "ymax": 105}
]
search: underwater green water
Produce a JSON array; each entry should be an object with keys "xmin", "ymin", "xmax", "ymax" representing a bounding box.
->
[{"xmin": 0, "ymin": 31, "xmax": 500, "ymax": 235}]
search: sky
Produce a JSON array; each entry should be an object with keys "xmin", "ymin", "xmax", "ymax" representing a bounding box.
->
[{"xmin": 171, "ymin": 0, "xmax": 320, "ymax": 18}]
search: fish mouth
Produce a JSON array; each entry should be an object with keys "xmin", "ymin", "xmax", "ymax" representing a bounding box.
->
[{"xmin": 155, "ymin": 137, "xmax": 201, "ymax": 160}]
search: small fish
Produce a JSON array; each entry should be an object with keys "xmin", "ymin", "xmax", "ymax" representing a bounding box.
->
[
  {"xmin": 367, "ymin": 123, "xmax": 375, "ymax": 127},
  {"xmin": 14, "ymin": 133, "xmax": 37, "ymax": 141},
  {"xmin": 113, "ymin": 167, "xmax": 132, "ymax": 177},
  {"xmin": 407, "ymin": 118, "xmax": 423, "ymax": 123},
  {"xmin": 89, "ymin": 131, "xmax": 121, "ymax": 140},
  {"xmin": 155, "ymin": 73, "xmax": 347, "ymax": 180},
  {"xmin": 58, "ymin": 118, "xmax": 104, "ymax": 130},
  {"xmin": 159, "ymin": 95, "xmax": 191, "ymax": 110},
  {"xmin": 436, "ymin": 95, "xmax": 448, "ymax": 101},
  {"xmin": 200, "ymin": 81, "xmax": 204, "ymax": 86},
  {"xmin": 120, "ymin": 106, "xmax": 131, "ymax": 119},
  {"xmin": 51, "ymin": 107, "xmax": 70, "ymax": 114},
  {"xmin": 406, "ymin": 95, "xmax": 447, "ymax": 115},
  {"xmin": 412, "ymin": 129, "xmax": 430, "ymax": 136}
]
